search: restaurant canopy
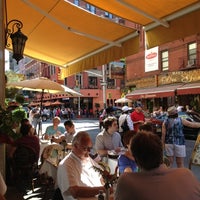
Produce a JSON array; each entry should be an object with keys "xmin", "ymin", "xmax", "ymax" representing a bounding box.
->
[
  {"xmin": 5, "ymin": 0, "xmax": 200, "ymax": 77},
  {"xmin": 126, "ymin": 84, "xmax": 183, "ymax": 99},
  {"xmin": 176, "ymin": 82, "xmax": 200, "ymax": 95},
  {"xmin": 85, "ymin": 0, "xmax": 200, "ymax": 48},
  {"xmin": 5, "ymin": 0, "xmax": 138, "ymax": 77}
]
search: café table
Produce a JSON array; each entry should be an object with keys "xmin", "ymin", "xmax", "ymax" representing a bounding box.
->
[{"xmin": 39, "ymin": 139, "xmax": 68, "ymax": 183}]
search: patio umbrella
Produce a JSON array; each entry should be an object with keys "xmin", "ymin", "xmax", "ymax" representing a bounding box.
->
[
  {"xmin": 7, "ymin": 77, "xmax": 65, "ymax": 94},
  {"xmin": 7, "ymin": 77, "xmax": 66, "ymax": 135},
  {"xmin": 51, "ymin": 100, "xmax": 63, "ymax": 106},
  {"xmin": 60, "ymin": 85, "xmax": 82, "ymax": 97},
  {"xmin": 115, "ymin": 97, "xmax": 132, "ymax": 104}
]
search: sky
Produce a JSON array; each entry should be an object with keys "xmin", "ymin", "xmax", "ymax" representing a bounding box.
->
[{"xmin": 5, "ymin": 50, "xmax": 9, "ymax": 71}]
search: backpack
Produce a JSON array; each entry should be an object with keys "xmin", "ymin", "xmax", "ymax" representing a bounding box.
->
[{"xmin": 121, "ymin": 115, "xmax": 130, "ymax": 132}]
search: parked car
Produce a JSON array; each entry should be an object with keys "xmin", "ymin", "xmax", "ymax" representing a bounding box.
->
[{"xmin": 150, "ymin": 111, "xmax": 200, "ymax": 140}]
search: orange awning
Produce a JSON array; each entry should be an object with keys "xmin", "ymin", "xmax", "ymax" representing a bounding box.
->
[
  {"xmin": 85, "ymin": 0, "xmax": 200, "ymax": 48},
  {"xmin": 177, "ymin": 82, "xmax": 200, "ymax": 95},
  {"xmin": 5, "ymin": 0, "xmax": 200, "ymax": 77},
  {"xmin": 6, "ymin": 0, "xmax": 138, "ymax": 77},
  {"xmin": 126, "ymin": 84, "xmax": 183, "ymax": 99}
]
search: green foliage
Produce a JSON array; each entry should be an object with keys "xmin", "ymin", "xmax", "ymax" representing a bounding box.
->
[
  {"xmin": 5, "ymin": 87, "xmax": 19, "ymax": 99},
  {"xmin": 0, "ymin": 106, "xmax": 26, "ymax": 140},
  {"xmin": 12, "ymin": 109, "xmax": 26, "ymax": 123},
  {"xmin": 15, "ymin": 94, "xmax": 25, "ymax": 104}
]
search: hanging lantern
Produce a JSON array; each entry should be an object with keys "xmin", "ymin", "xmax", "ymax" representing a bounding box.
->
[{"xmin": 5, "ymin": 19, "xmax": 28, "ymax": 64}]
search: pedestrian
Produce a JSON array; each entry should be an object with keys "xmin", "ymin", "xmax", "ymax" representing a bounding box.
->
[
  {"xmin": 57, "ymin": 131, "xmax": 105, "ymax": 200},
  {"xmin": 162, "ymin": 105, "xmax": 200, "ymax": 168},
  {"xmin": 95, "ymin": 116, "xmax": 123, "ymax": 158},
  {"xmin": 30, "ymin": 106, "xmax": 41, "ymax": 133},
  {"xmin": 130, "ymin": 102, "xmax": 145, "ymax": 132},
  {"xmin": 115, "ymin": 131, "xmax": 200, "ymax": 200},
  {"xmin": 118, "ymin": 106, "xmax": 134, "ymax": 144}
]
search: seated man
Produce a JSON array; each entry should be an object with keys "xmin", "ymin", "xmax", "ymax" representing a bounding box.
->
[
  {"xmin": 115, "ymin": 132, "xmax": 200, "ymax": 200},
  {"xmin": 44, "ymin": 117, "xmax": 65, "ymax": 140},
  {"xmin": 51, "ymin": 120, "xmax": 76, "ymax": 150},
  {"xmin": 95, "ymin": 116, "xmax": 123, "ymax": 157},
  {"xmin": 57, "ymin": 131, "xmax": 105, "ymax": 200}
]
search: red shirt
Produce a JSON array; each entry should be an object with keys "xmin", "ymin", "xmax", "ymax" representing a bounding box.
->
[{"xmin": 131, "ymin": 111, "xmax": 145, "ymax": 132}]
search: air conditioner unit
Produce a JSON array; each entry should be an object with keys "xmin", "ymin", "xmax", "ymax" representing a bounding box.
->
[
  {"xmin": 188, "ymin": 59, "xmax": 195, "ymax": 65},
  {"xmin": 186, "ymin": 59, "xmax": 195, "ymax": 68}
]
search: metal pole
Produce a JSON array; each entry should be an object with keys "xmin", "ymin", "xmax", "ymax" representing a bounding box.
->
[
  {"xmin": 102, "ymin": 65, "xmax": 107, "ymax": 109},
  {"xmin": 78, "ymin": 74, "xmax": 81, "ymax": 117}
]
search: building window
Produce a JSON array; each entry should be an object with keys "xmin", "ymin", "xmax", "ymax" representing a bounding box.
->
[
  {"xmin": 50, "ymin": 65, "xmax": 56, "ymax": 75},
  {"xmin": 104, "ymin": 12, "xmax": 113, "ymax": 19},
  {"xmin": 64, "ymin": 77, "xmax": 67, "ymax": 85},
  {"xmin": 188, "ymin": 42, "xmax": 197, "ymax": 64},
  {"xmin": 161, "ymin": 50, "xmax": 169, "ymax": 71},
  {"xmin": 107, "ymin": 78, "xmax": 115, "ymax": 89},
  {"xmin": 86, "ymin": 4, "xmax": 96, "ymax": 14},
  {"xmin": 74, "ymin": 0, "xmax": 79, "ymax": 6},
  {"xmin": 75, "ymin": 74, "xmax": 82, "ymax": 88},
  {"xmin": 88, "ymin": 76, "xmax": 98, "ymax": 88}
]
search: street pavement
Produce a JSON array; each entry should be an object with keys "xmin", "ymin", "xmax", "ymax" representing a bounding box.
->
[{"xmin": 41, "ymin": 118, "xmax": 200, "ymax": 181}]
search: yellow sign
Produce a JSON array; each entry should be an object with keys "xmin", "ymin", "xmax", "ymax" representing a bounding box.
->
[{"xmin": 189, "ymin": 133, "xmax": 200, "ymax": 169}]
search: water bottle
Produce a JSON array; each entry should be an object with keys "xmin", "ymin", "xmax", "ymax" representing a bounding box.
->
[{"xmin": 98, "ymin": 190, "xmax": 104, "ymax": 200}]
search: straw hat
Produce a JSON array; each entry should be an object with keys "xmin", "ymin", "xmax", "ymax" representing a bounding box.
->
[{"xmin": 167, "ymin": 106, "xmax": 178, "ymax": 116}]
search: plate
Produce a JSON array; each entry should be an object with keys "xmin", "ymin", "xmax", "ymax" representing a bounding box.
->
[
  {"xmin": 108, "ymin": 150, "xmax": 119, "ymax": 159},
  {"xmin": 40, "ymin": 140, "xmax": 49, "ymax": 144}
]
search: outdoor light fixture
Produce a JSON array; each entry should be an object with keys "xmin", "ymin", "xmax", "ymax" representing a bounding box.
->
[{"xmin": 5, "ymin": 19, "xmax": 28, "ymax": 64}]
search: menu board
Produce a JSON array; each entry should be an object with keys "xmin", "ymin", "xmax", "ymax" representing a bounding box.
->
[{"xmin": 189, "ymin": 134, "xmax": 200, "ymax": 169}]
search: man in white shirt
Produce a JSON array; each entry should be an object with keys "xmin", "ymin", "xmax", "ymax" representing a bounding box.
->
[
  {"xmin": 57, "ymin": 131, "xmax": 105, "ymax": 200},
  {"xmin": 118, "ymin": 106, "xmax": 134, "ymax": 143}
]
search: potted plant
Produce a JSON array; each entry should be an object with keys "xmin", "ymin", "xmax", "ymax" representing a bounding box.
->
[{"xmin": 0, "ymin": 105, "xmax": 26, "ymax": 143}]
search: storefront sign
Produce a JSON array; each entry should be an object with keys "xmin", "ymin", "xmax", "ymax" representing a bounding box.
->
[{"xmin": 145, "ymin": 46, "xmax": 159, "ymax": 72}]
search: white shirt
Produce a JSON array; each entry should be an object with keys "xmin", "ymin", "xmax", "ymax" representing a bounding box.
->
[
  {"xmin": 118, "ymin": 113, "xmax": 134, "ymax": 132},
  {"xmin": 57, "ymin": 152, "xmax": 103, "ymax": 200}
]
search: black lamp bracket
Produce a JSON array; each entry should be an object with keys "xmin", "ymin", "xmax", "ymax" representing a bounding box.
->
[{"xmin": 5, "ymin": 19, "xmax": 23, "ymax": 47}]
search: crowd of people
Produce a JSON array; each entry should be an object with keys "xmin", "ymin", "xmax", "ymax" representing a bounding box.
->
[{"xmin": 2, "ymin": 103, "xmax": 200, "ymax": 200}]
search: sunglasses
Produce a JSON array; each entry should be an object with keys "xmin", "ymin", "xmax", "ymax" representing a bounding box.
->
[{"xmin": 79, "ymin": 145, "xmax": 93, "ymax": 152}]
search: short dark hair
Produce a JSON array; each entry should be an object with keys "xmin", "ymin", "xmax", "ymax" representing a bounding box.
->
[
  {"xmin": 64, "ymin": 120, "xmax": 74, "ymax": 127},
  {"xmin": 123, "ymin": 130, "xmax": 137, "ymax": 147},
  {"xmin": 103, "ymin": 116, "xmax": 117, "ymax": 131},
  {"xmin": 130, "ymin": 132, "xmax": 163, "ymax": 170},
  {"xmin": 138, "ymin": 123, "xmax": 153, "ymax": 132},
  {"xmin": 20, "ymin": 124, "xmax": 32, "ymax": 136},
  {"xmin": 21, "ymin": 118, "xmax": 29, "ymax": 126}
]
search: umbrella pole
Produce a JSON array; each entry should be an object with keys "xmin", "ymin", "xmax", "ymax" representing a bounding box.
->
[{"xmin": 38, "ymin": 89, "xmax": 44, "ymax": 137}]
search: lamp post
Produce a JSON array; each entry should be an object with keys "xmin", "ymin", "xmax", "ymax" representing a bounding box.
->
[
  {"xmin": 5, "ymin": 19, "xmax": 28, "ymax": 64},
  {"xmin": 101, "ymin": 65, "xmax": 107, "ymax": 109}
]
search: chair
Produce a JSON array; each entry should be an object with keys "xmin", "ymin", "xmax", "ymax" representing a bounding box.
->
[
  {"xmin": 52, "ymin": 187, "xmax": 64, "ymax": 200},
  {"xmin": 39, "ymin": 144, "xmax": 64, "ymax": 199},
  {"xmin": 13, "ymin": 145, "xmax": 38, "ymax": 192}
]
